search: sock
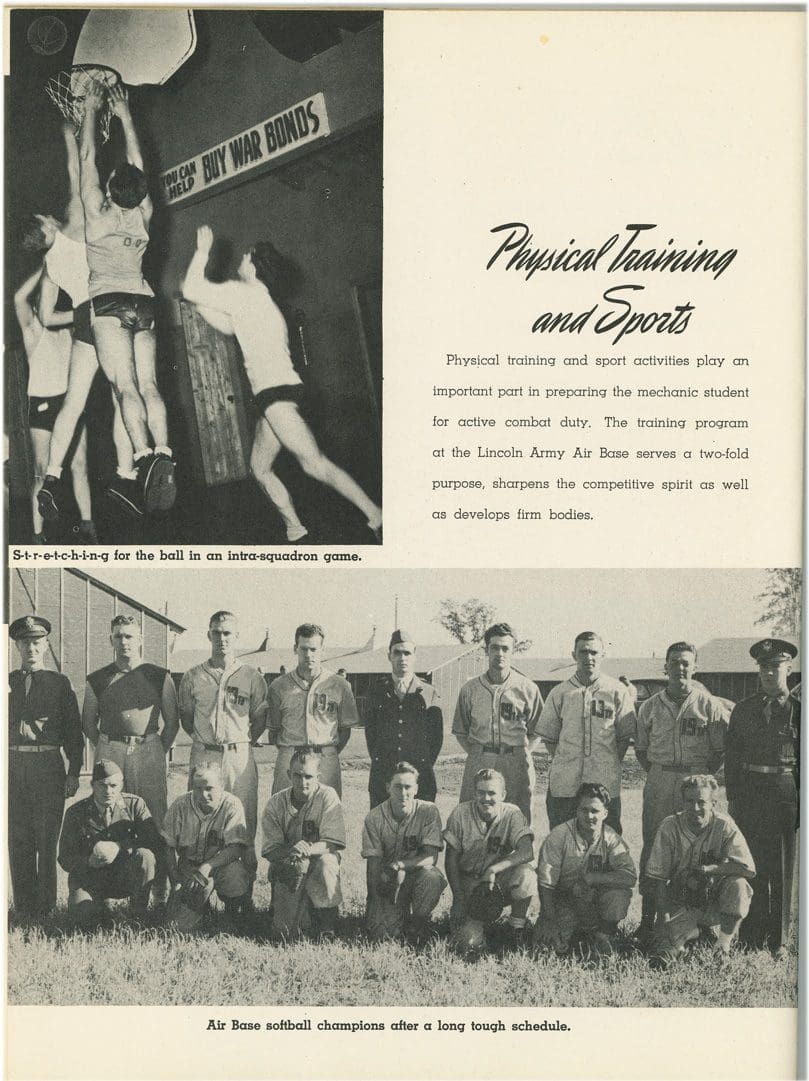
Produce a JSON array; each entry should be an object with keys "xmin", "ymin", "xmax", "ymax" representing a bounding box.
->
[
  {"xmin": 508, "ymin": 916, "xmax": 526, "ymax": 928},
  {"xmin": 154, "ymin": 445, "xmax": 173, "ymax": 458},
  {"xmin": 286, "ymin": 525, "xmax": 309, "ymax": 542},
  {"xmin": 133, "ymin": 450, "xmax": 151, "ymax": 462},
  {"xmin": 117, "ymin": 467, "xmax": 138, "ymax": 481},
  {"xmin": 45, "ymin": 466, "xmax": 62, "ymax": 480}
]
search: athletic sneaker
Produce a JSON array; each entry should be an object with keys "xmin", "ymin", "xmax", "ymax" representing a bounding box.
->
[
  {"xmin": 107, "ymin": 477, "xmax": 144, "ymax": 518},
  {"xmin": 138, "ymin": 452, "xmax": 177, "ymax": 513},
  {"xmin": 37, "ymin": 475, "xmax": 62, "ymax": 521}
]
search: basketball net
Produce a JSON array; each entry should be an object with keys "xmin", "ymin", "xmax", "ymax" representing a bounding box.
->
[{"xmin": 45, "ymin": 64, "xmax": 120, "ymax": 144}]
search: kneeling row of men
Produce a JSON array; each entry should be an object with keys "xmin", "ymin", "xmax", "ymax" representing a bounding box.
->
[{"xmin": 59, "ymin": 749, "xmax": 755, "ymax": 962}]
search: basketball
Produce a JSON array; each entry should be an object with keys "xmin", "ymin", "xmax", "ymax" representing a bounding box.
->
[{"xmin": 26, "ymin": 15, "xmax": 68, "ymax": 57}]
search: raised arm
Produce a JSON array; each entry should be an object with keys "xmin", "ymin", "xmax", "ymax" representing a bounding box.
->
[
  {"xmin": 108, "ymin": 83, "xmax": 153, "ymax": 222},
  {"xmin": 182, "ymin": 226, "xmax": 234, "ymax": 314},
  {"xmin": 62, "ymin": 123, "xmax": 84, "ymax": 229},
  {"xmin": 78, "ymin": 83, "xmax": 105, "ymax": 218}
]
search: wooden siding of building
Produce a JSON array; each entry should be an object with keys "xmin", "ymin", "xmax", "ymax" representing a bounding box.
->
[{"xmin": 8, "ymin": 568, "xmax": 179, "ymax": 770}]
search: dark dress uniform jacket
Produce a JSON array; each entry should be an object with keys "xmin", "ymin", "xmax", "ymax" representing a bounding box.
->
[
  {"xmin": 364, "ymin": 675, "xmax": 444, "ymax": 806},
  {"xmin": 9, "ymin": 669, "xmax": 83, "ymax": 768},
  {"xmin": 725, "ymin": 691, "xmax": 799, "ymax": 947}
]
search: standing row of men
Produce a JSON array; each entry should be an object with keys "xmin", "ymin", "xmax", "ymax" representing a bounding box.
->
[{"xmin": 8, "ymin": 613, "xmax": 799, "ymax": 955}]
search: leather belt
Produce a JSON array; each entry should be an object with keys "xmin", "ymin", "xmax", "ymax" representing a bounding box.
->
[
  {"xmin": 481, "ymin": 744, "xmax": 517, "ymax": 755},
  {"xmin": 10, "ymin": 744, "xmax": 60, "ymax": 754},
  {"xmin": 202, "ymin": 741, "xmax": 239, "ymax": 752},
  {"xmin": 744, "ymin": 764, "xmax": 794, "ymax": 775},
  {"xmin": 101, "ymin": 732, "xmax": 159, "ymax": 745}
]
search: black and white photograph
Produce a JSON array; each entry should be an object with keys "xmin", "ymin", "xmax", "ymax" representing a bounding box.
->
[
  {"xmin": 5, "ymin": 9, "xmax": 383, "ymax": 547},
  {"xmin": 6, "ymin": 566, "xmax": 799, "ymax": 1010}
]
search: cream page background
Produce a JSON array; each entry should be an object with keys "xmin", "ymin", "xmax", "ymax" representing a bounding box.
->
[{"xmin": 5, "ymin": 7, "xmax": 805, "ymax": 1081}]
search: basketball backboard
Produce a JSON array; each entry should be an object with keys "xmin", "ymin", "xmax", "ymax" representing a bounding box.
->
[{"xmin": 72, "ymin": 9, "xmax": 197, "ymax": 86}]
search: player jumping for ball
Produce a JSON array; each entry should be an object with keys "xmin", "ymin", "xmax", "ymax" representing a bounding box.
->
[
  {"xmin": 26, "ymin": 123, "xmax": 141, "ymax": 525},
  {"xmin": 182, "ymin": 225, "xmax": 382, "ymax": 543},
  {"xmin": 77, "ymin": 80, "xmax": 176, "ymax": 513}
]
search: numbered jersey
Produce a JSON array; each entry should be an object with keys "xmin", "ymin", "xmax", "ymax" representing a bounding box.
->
[
  {"xmin": 452, "ymin": 670, "xmax": 543, "ymax": 748},
  {"xmin": 538, "ymin": 820, "xmax": 637, "ymax": 891},
  {"xmin": 361, "ymin": 799, "xmax": 443, "ymax": 863},
  {"xmin": 86, "ymin": 204, "xmax": 153, "ymax": 298},
  {"xmin": 162, "ymin": 790, "xmax": 247, "ymax": 865},
  {"xmin": 267, "ymin": 669, "xmax": 360, "ymax": 747},
  {"xmin": 637, "ymin": 686, "xmax": 727, "ymax": 769},
  {"xmin": 260, "ymin": 782, "xmax": 346, "ymax": 857},
  {"xmin": 443, "ymin": 800, "xmax": 533, "ymax": 877},
  {"xmin": 538, "ymin": 674, "xmax": 637, "ymax": 798}
]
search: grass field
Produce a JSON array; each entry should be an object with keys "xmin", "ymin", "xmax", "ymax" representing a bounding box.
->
[{"xmin": 6, "ymin": 755, "xmax": 798, "ymax": 1008}]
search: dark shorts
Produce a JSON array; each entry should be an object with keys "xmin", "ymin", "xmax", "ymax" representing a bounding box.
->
[
  {"xmin": 73, "ymin": 299, "xmax": 93, "ymax": 345},
  {"xmin": 254, "ymin": 383, "xmax": 306, "ymax": 415},
  {"xmin": 91, "ymin": 292, "xmax": 155, "ymax": 333},
  {"xmin": 28, "ymin": 395, "xmax": 65, "ymax": 432}
]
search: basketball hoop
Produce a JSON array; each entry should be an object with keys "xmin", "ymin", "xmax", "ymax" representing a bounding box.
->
[{"xmin": 45, "ymin": 64, "xmax": 121, "ymax": 144}]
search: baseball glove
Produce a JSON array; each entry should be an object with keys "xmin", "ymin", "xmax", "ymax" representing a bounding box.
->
[
  {"xmin": 466, "ymin": 881, "xmax": 506, "ymax": 925},
  {"xmin": 679, "ymin": 869, "xmax": 715, "ymax": 910},
  {"xmin": 166, "ymin": 874, "xmax": 215, "ymax": 932},
  {"xmin": 272, "ymin": 851, "xmax": 309, "ymax": 891},
  {"xmin": 89, "ymin": 840, "xmax": 121, "ymax": 867},
  {"xmin": 377, "ymin": 865, "xmax": 406, "ymax": 903}
]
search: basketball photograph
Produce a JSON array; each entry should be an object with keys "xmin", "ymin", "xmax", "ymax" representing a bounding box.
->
[{"xmin": 5, "ymin": 9, "xmax": 383, "ymax": 547}]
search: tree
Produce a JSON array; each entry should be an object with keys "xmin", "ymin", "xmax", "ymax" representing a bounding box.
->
[
  {"xmin": 754, "ymin": 568, "xmax": 802, "ymax": 635},
  {"xmin": 435, "ymin": 598, "xmax": 532, "ymax": 652}
]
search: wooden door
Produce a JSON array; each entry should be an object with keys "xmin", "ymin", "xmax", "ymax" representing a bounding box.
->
[
  {"xmin": 178, "ymin": 300, "xmax": 250, "ymax": 486},
  {"xmin": 4, "ymin": 342, "xmax": 33, "ymax": 498}
]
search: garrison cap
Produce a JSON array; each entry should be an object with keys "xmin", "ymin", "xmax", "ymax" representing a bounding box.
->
[
  {"xmin": 92, "ymin": 759, "xmax": 124, "ymax": 782},
  {"xmin": 389, "ymin": 629, "xmax": 415, "ymax": 649},
  {"xmin": 10, "ymin": 615, "xmax": 51, "ymax": 640},
  {"xmin": 750, "ymin": 639, "xmax": 798, "ymax": 664}
]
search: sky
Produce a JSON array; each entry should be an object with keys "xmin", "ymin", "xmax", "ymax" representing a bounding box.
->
[{"xmin": 82, "ymin": 566, "xmax": 775, "ymax": 658}]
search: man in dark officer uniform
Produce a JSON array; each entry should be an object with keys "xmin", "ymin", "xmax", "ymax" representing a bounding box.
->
[
  {"xmin": 725, "ymin": 638, "xmax": 799, "ymax": 952},
  {"xmin": 364, "ymin": 630, "xmax": 444, "ymax": 807},
  {"xmin": 8, "ymin": 615, "xmax": 83, "ymax": 917}
]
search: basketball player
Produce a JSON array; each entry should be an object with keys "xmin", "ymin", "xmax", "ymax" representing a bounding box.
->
[
  {"xmin": 77, "ymin": 80, "xmax": 176, "ymax": 513},
  {"xmin": 182, "ymin": 225, "xmax": 382, "ymax": 542},
  {"xmin": 12, "ymin": 264, "xmax": 95, "ymax": 542},
  {"xmin": 22, "ymin": 123, "xmax": 140, "ymax": 523}
]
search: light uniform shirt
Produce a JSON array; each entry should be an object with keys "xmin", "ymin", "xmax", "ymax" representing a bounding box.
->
[
  {"xmin": 162, "ymin": 790, "xmax": 247, "ymax": 863},
  {"xmin": 179, "ymin": 661, "xmax": 267, "ymax": 745},
  {"xmin": 46, "ymin": 231, "xmax": 90, "ymax": 305},
  {"xmin": 260, "ymin": 782, "xmax": 346, "ymax": 857},
  {"xmin": 209, "ymin": 281, "xmax": 302, "ymax": 394},
  {"xmin": 452, "ymin": 670, "xmax": 543, "ymax": 748},
  {"xmin": 636, "ymin": 686, "xmax": 728, "ymax": 769},
  {"xmin": 538, "ymin": 821, "xmax": 637, "ymax": 891},
  {"xmin": 443, "ymin": 801, "xmax": 533, "ymax": 877},
  {"xmin": 646, "ymin": 810, "xmax": 755, "ymax": 883},
  {"xmin": 361, "ymin": 799, "xmax": 443, "ymax": 863},
  {"xmin": 27, "ymin": 324, "xmax": 71, "ymax": 398},
  {"xmin": 86, "ymin": 204, "xmax": 153, "ymax": 297},
  {"xmin": 538, "ymin": 674, "xmax": 637, "ymax": 797},
  {"xmin": 267, "ymin": 669, "xmax": 360, "ymax": 747}
]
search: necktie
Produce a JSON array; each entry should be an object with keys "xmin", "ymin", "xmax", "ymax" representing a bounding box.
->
[
  {"xmin": 104, "ymin": 807, "xmax": 113, "ymax": 829},
  {"xmin": 23, "ymin": 672, "xmax": 32, "ymax": 699}
]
